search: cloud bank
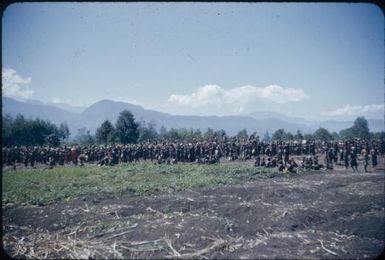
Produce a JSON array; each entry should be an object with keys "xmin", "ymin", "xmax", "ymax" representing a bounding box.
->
[
  {"xmin": 168, "ymin": 84, "xmax": 308, "ymax": 111},
  {"xmin": 2, "ymin": 68, "xmax": 34, "ymax": 100},
  {"xmin": 322, "ymin": 104, "xmax": 384, "ymax": 117}
]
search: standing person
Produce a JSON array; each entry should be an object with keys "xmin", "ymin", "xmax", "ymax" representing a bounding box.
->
[
  {"xmin": 254, "ymin": 155, "xmax": 261, "ymax": 167},
  {"xmin": 339, "ymin": 148, "xmax": 344, "ymax": 166},
  {"xmin": 283, "ymin": 147, "xmax": 290, "ymax": 165},
  {"xmin": 327, "ymin": 147, "xmax": 334, "ymax": 170},
  {"xmin": 350, "ymin": 147, "xmax": 358, "ymax": 173},
  {"xmin": 371, "ymin": 148, "xmax": 378, "ymax": 169},
  {"xmin": 362, "ymin": 149, "xmax": 369, "ymax": 172},
  {"xmin": 71, "ymin": 147, "xmax": 78, "ymax": 165},
  {"xmin": 343, "ymin": 148, "xmax": 349, "ymax": 169}
]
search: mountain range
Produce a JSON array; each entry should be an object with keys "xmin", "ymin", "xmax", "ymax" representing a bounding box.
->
[{"xmin": 2, "ymin": 97, "xmax": 384, "ymax": 139}]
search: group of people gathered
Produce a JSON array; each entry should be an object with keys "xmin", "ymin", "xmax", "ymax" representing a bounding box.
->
[{"xmin": 2, "ymin": 137, "xmax": 383, "ymax": 173}]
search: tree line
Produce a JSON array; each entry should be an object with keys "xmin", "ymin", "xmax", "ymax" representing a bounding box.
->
[
  {"xmin": 268, "ymin": 117, "xmax": 384, "ymax": 141},
  {"xmin": 94, "ymin": 113, "xmax": 384, "ymax": 145},
  {"xmin": 2, "ymin": 114, "xmax": 70, "ymax": 147},
  {"xmin": 3, "ymin": 110, "xmax": 384, "ymax": 147}
]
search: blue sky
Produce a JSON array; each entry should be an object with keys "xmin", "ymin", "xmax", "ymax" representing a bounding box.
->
[{"xmin": 2, "ymin": 2, "xmax": 384, "ymax": 121}]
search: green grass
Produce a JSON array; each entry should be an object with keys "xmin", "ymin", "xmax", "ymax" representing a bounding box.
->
[{"xmin": 2, "ymin": 163, "xmax": 280, "ymax": 206}]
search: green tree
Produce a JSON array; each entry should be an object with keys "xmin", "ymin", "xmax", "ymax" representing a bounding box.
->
[
  {"xmin": 166, "ymin": 128, "xmax": 188, "ymax": 140},
  {"xmin": 115, "ymin": 110, "xmax": 139, "ymax": 144},
  {"xmin": 236, "ymin": 129, "xmax": 248, "ymax": 140},
  {"xmin": 2, "ymin": 114, "xmax": 61, "ymax": 146},
  {"xmin": 340, "ymin": 117, "xmax": 370, "ymax": 139},
  {"xmin": 352, "ymin": 117, "xmax": 370, "ymax": 139},
  {"xmin": 177, "ymin": 128, "xmax": 189, "ymax": 140},
  {"xmin": 371, "ymin": 131, "xmax": 385, "ymax": 140},
  {"xmin": 204, "ymin": 128, "xmax": 215, "ymax": 140},
  {"xmin": 313, "ymin": 127, "xmax": 333, "ymax": 140},
  {"xmin": 2, "ymin": 114, "xmax": 14, "ymax": 146},
  {"xmin": 294, "ymin": 130, "xmax": 303, "ymax": 140},
  {"xmin": 339, "ymin": 128, "xmax": 353, "ymax": 139},
  {"xmin": 285, "ymin": 132, "xmax": 294, "ymax": 140},
  {"xmin": 96, "ymin": 120, "xmax": 116, "ymax": 145},
  {"xmin": 193, "ymin": 129, "xmax": 202, "ymax": 140},
  {"xmin": 59, "ymin": 122, "xmax": 70, "ymax": 141},
  {"xmin": 138, "ymin": 121, "xmax": 159, "ymax": 142},
  {"xmin": 159, "ymin": 126, "xmax": 168, "ymax": 139},
  {"xmin": 11, "ymin": 114, "xmax": 28, "ymax": 145},
  {"xmin": 46, "ymin": 133, "xmax": 60, "ymax": 147},
  {"xmin": 214, "ymin": 129, "xmax": 227, "ymax": 143},
  {"xmin": 272, "ymin": 129, "xmax": 286, "ymax": 141},
  {"xmin": 332, "ymin": 132, "xmax": 339, "ymax": 140}
]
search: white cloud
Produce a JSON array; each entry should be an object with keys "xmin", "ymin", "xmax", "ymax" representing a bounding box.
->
[
  {"xmin": 2, "ymin": 68, "xmax": 34, "ymax": 99},
  {"xmin": 52, "ymin": 97, "xmax": 62, "ymax": 103},
  {"xmin": 322, "ymin": 104, "xmax": 384, "ymax": 117},
  {"xmin": 168, "ymin": 84, "xmax": 308, "ymax": 110}
]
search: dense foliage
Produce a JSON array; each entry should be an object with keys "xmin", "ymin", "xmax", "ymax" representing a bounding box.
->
[
  {"xmin": 2, "ymin": 114, "xmax": 66, "ymax": 147},
  {"xmin": 339, "ymin": 116, "xmax": 371, "ymax": 139},
  {"xmin": 95, "ymin": 120, "xmax": 116, "ymax": 145},
  {"xmin": 116, "ymin": 110, "xmax": 139, "ymax": 144}
]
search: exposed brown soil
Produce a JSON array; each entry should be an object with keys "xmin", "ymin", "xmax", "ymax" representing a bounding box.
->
[{"xmin": 2, "ymin": 160, "xmax": 385, "ymax": 259}]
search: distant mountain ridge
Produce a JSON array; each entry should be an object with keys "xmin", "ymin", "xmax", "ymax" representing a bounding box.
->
[{"xmin": 2, "ymin": 97, "xmax": 384, "ymax": 139}]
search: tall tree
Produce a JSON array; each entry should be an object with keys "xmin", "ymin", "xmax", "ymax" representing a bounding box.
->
[
  {"xmin": 96, "ymin": 120, "xmax": 116, "ymax": 145},
  {"xmin": 2, "ymin": 114, "xmax": 13, "ymax": 146},
  {"xmin": 203, "ymin": 128, "xmax": 215, "ymax": 140},
  {"xmin": 303, "ymin": 133, "xmax": 314, "ymax": 141},
  {"xmin": 236, "ymin": 129, "xmax": 248, "ymax": 140},
  {"xmin": 159, "ymin": 126, "xmax": 168, "ymax": 139},
  {"xmin": 46, "ymin": 133, "xmax": 60, "ymax": 147},
  {"xmin": 59, "ymin": 122, "xmax": 70, "ymax": 141},
  {"xmin": 2, "ymin": 114, "xmax": 60, "ymax": 146},
  {"xmin": 331, "ymin": 132, "xmax": 339, "ymax": 140},
  {"xmin": 215, "ymin": 129, "xmax": 227, "ymax": 143},
  {"xmin": 193, "ymin": 129, "xmax": 202, "ymax": 140},
  {"xmin": 371, "ymin": 131, "xmax": 385, "ymax": 140},
  {"xmin": 340, "ymin": 117, "xmax": 370, "ymax": 139},
  {"xmin": 285, "ymin": 132, "xmax": 294, "ymax": 140},
  {"xmin": 294, "ymin": 130, "xmax": 303, "ymax": 140},
  {"xmin": 272, "ymin": 129, "xmax": 286, "ymax": 141},
  {"xmin": 138, "ymin": 121, "xmax": 159, "ymax": 142},
  {"xmin": 352, "ymin": 117, "xmax": 370, "ymax": 139},
  {"xmin": 313, "ymin": 127, "xmax": 333, "ymax": 140},
  {"xmin": 115, "ymin": 110, "xmax": 139, "ymax": 144}
]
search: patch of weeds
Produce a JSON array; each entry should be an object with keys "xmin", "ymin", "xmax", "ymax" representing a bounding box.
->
[
  {"xmin": 162, "ymin": 207, "xmax": 172, "ymax": 214},
  {"xmin": 3, "ymin": 163, "xmax": 280, "ymax": 207}
]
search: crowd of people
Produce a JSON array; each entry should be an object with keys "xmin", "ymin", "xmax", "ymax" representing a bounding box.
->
[{"xmin": 2, "ymin": 137, "xmax": 384, "ymax": 173}]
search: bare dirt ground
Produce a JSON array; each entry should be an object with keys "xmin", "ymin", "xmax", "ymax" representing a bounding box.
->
[{"xmin": 2, "ymin": 159, "xmax": 385, "ymax": 259}]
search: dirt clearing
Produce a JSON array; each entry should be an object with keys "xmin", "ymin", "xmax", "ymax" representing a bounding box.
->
[{"xmin": 2, "ymin": 163, "xmax": 385, "ymax": 259}]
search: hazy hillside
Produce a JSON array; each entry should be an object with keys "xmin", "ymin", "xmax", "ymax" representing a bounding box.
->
[
  {"xmin": 2, "ymin": 97, "xmax": 79, "ymax": 125},
  {"xmin": 2, "ymin": 97, "xmax": 383, "ymax": 138},
  {"xmin": 78, "ymin": 100, "xmax": 315, "ymax": 135}
]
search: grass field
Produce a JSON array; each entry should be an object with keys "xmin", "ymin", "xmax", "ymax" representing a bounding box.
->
[{"xmin": 2, "ymin": 163, "xmax": 280, "ymax": 207}]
